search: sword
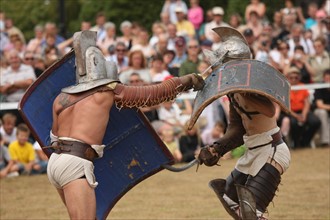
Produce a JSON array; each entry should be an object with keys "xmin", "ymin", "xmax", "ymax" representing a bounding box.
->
[{"xmin": 200, "ymin": 50, "xmax": 229, "ymax": 79}]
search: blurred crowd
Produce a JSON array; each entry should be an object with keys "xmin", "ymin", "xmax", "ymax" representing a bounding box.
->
[{"xmin": 1, "ymin": 0, "xmax": 330, "ymax": 178}]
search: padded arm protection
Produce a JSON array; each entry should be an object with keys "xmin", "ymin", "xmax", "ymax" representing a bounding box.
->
[
  {"xmin": 113, "ymin": 74, "xmax": 204, "ymax": 109},
  {"xmin": 212, "ymin": 102, "xmax": 246, "ymax": 156}
]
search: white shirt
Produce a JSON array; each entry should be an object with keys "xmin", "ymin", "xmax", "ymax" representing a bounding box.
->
[{"xmin": 1, "ymin": 64, "xmax": 36, "ymax": 102}]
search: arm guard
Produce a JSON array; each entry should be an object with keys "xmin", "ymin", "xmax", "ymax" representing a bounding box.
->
[
  {"xmin": 113, "ymin": 74, "xmax": 204, "ymax": 109},
  {"xmin": 212, "ymin": 102, "xmax": 246, "ymax": 156}
]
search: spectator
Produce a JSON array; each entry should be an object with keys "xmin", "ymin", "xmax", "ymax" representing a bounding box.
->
[
  {"xmin": 22, "ymin": 51, "xmax": 35, "ymax": 67},
  {"xmin": 32, "ymin": 141, "xmax": 48, "ymax": 172},
  {"xmin": 97, "ymin": 22, "xmax": 117, "ymax": 56},
  {"xmin": 255, "ymin": 33, "xmax": 272, "ymax": 63},
  {"xmin": 90, "ymin": 12, "xmax": 107, "ymax": 41},
  {"xmin": 4, "ymin": 17, "xmax": 25, "ymax": 45},
  {"xmin": 105, "ymin": 41, "xmax": 129, "ymax": 73},
  {"xmin": 298, "ymin": 2, "xmax": 319, "ymax": 30},
  {"xmin": 308, "ymin": 37, "xmax": 330, "ymax": 83},
  {"xmin": 43, "ymin": 22, "xmax": 65, "ymax": 46},
  {"xmin": 157, "ymin": 100, "xmax": 187, "ymax": 133},
  {"xmin": 310, "ymin": 10, "xmax": 328, "ymax": 40},
  {"xmin": 0, "ymin": 13, "xmax": 9, "ymax": 55},
  {"xmin": 272, "ymin": 11, "xmax": 284, "ymax": 40},
  {"xmin": 168, "ymin": 36, "xmax": 187, "ymax": 72},
  {"xmin": 313, "ymin": 69, "xmax": 330, "ymax": 147},
  {"xmin": 269, "ymin": 41, "xmax": 290, "ymax": 73},
  {"xmin": 119, "ymin": 50, "xmax": 151, "ymax": 84},
  {"xmin": 149, "ymin": 54, "xmax": 170, "ymax": 83},
  {"xmin": 242, "ymin": 28, "xmax": 257, "ymax": 57},
  {"xmin": 204, "ymin": 6, "xmax": 229, "ymax": 42},
  {"xmin": 3, "ymin": 30, "xmax": 24, "ymax": 56},
  {"xmin": 0, "ymin": 49, "xmax": 36, "ymax": 102},
  {"xmin": 245, "ymin": 10, "xmax": 264, "ymax": 39},
  {"xmin": 286, "ymin": 67, "xmax": 321, "ymax": 148},
  {"xmin": 228, "ymin": 12, "xmax": 243, "ymax": 29},
  {"xmin": 117, "ymin": 21, "xmax": 133, "ymax": 50},
  {"xmin": 287, "ymin": 23, "xmax": 315, "ymax": 57},
  {"xmin": 162, "ymin": 0, "xmax": 188, "ymax": 24},
  {"xmin": 149, "ymin": 21, "xmax": 167, "ymax": 48},
  {"xmin": 159, "ymin": 122, "xmax": 182, "ymax": 163},
  {"xmin": 153, "ymin": 33, "xmax": 169, "ymax": 57},
  {"xmin": 0, "ymin": 113, "xmax": 17, "ymax": 146},
  {"xmin": 201, "ymin": 120, "xmax": 225, "ymax": 146},
  {"xmin": 80, "ymin": 20, "xmax": 91, "ymax": 31},
  {"xmin": 244, "ymin": 0, "xmax": 267, "ymax": 22},
  {"xmin": 174, "ymin": 6, "xmax": 196, "ymax": 39},
  {"xmin": 284, "ymin": 45, "xmax": 314, "ymax": 83},
  {"xmin": 166, "ymin": 23, "xmax": 178, "ymax": 51},
  {"xmin": 162, "ymin": 49, "xmax": 177, "ymax": 76},
  {"xmin": 187, "ymin": 0, "xmax": 203, "ymax": 33},
  {"xmin": 26, "ymin": 25, "xmax": 44, "ymax": 54},
  {"xmin": 8, "ymin": 124, "xmax": 46, "ymax": 175},
  {"xmin": 276, "ymin": 13, "xmax": 296, "ymax": 44},
  {"xmin": 179, "ymin": 38, "xmax": 200, "ymax": 76},
  {"xmin": 0, "ymin": 133, "xmax": 19, "ymax": 178},
  {"xmin": 280, "ymin": 0, "xmax": 299, "ymax": 21},
  {"xmin": 160, "ymin": 12, "xmax": 171, "ymax": 27},
  {"xmin": 32, "ymin": 54, "xmax": 46, "ymax": 78},
  {"xmin": 131, "ymin": 28, "xmax": 155, "ymax": 60},
  {"xmin": 179, "ymin": 122, "xmax": 202, "ymax": 163},
  {"xmin": 198, "ymin": 9, "xmax": 213, "ymax": 42}
]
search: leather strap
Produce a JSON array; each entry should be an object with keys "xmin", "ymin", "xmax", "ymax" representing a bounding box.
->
[
  {"xmin": 249, "ymin": 131, "xmax": 283, "ymax": 150},
  {"xmin": 51, "ymin": 140, "xmax": 98, "ymax": 161}
]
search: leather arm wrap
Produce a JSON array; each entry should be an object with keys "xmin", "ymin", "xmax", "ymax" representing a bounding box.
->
[
  {"xmin": 212, "ymin": 102, "xmax": 246, "ymax": 156},
  {"xmin": 113, "ymin": 75, "xmax": 203, "ymax": 109}
]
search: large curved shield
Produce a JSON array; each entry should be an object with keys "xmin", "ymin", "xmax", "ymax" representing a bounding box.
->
[
  {"xmin": 188, "ymin": 59, "xmax": 291, "ymax": 129},
  {"xmin": 18, "ymin": 50, "xmax": 174, "ymax": 220}
]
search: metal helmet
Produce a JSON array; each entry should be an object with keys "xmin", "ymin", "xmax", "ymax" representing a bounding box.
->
[
  {"xmin": 62, "ymin": 31, "xmax": 119, "ymax": 94},
  {"xmin": 203, "ymin": 26, "xmax": 252, "ymax": 68}
]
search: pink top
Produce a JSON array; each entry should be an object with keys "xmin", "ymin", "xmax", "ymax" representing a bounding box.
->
[{"xmin": 188, "ymin": 6, "xmax": 204, "ymax": 30}]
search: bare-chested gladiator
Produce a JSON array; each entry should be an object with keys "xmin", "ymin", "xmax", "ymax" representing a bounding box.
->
[{"xmin": 47, "ymin": 31, "xmax": 204, "ymax": 219}]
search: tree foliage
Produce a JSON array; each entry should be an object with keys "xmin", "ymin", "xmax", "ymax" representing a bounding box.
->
[{"xmin": 0, "ymin": 0, "xmax": 284, "ymax": 41}]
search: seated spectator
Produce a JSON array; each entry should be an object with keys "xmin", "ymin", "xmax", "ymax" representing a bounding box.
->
[
  {"xmin": 168, "ymin": 36, "xmax": 187, "ymax": 76},
  {"xmin": 0, "ymin": 49, "xmax": 36, "ymax": 102},
  {"xmin": 287, "ymin": 23, "xmax": 315, "ymax": 57},
  {"xmin": 245, "ymin": 0, "xmax": 266, "ymax": 22},
  {"xmin": 159, "ymin": 122, "xmax": 182, "ymax": 163},
  {"xmin": 0, "ymin": 133, "xmax": 19, "ymax": 178},
  {"xmin": 0, "ymin": 113, "xmax": 17, "ymax": 146},
  {"xmin": 149, "ymin": 21, "xmax": 167, "ymax": 48},
  {"xmin": 174, "ymin": 6, "xmax": 196, "ymax": 39},
  {"xmin": 8, "ymin": 124, "xmax": 47, "ymax": 175},
  {"xmin": 228, "ymin": 12, "xmax": 243, "ymax": 29},
  {"xmin": 32, "ymin": 141, "xmax": 48, "ymax": 171},
  {"xmin": 313, "ymin": 69, "xmax": 330, "ymax": 147},
  {"xmin": 42, "ymin": 22, "xmax": 65, "ymax": 46},
  {"xmin": 117, "ymin": 20, "xmax": 133, "ymax": 50},
  {"xmin": 149, "ymin": 55, "xmax": 170, "ymax": 83},
  {"xmin": 284, "ymin": 45, "xmax": 314, "ymax": 84},
  {"xmin": 119, "ymin": 50, "xmax": 151, "ymax": 84},
  {"xmin": 157, "ymin": 100, "xmax": 186, "ymax": 134},
  {"xmin": 105, "ymin": 41, "xmax": 129, "ymax": 73},
  {"xmin": 26, "ymin": 24, "xmax": 44, "ymax": 55},
  {"xmin": 130, "ymin": 28, "xmax": 155, "ymax": 60},
  {"xmin": 204, "ymin": 6, "xmax": 229, "ymax": 42},
  {"xmin": 245, "ymin": 10, "xmax": 264, "ymax": 39},
  {"xmin": 161, "ymin": 0, "xmax": 188, "ymax": 24},
  {"xmin": 179, "ymin": 122, "xmax": 202, "ymax": 163},
  {"xmin": 201, "ymin": 120, "xmax": 225, "ymax": 146},
  {"xmin": 286, "ymin": 67, "xmax": 321, "ymax": 148},
  {"xmin": 187, "ymin": 0, "xmax": 203, "ymax": 33},
  {"xmin": 269, "ymin": 41, "xmax": 290, "ymax": 73},
  {"xmin": 97, "ymin": 22, "xmax": 117, "ymax": 56},
  {"xmin": 308, "ymin": 37, "xmax": 330, "ymax": 83},
  {"xmin": 179, "ymin": 38, "xmax": 200, "ymax": 76},
  {"xmin": 162, "ymin": 49, "xmax": 177, "ymax": 76}
]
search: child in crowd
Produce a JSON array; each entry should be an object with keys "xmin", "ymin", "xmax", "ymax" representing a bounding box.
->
[
  {"xmin": 201, "ymin": 120, "xmax": 225, "ymax": 145},
  {"xmin": 0, "ymin": 133, "xmax": 19, "ymax": 178},
  {"xmin": 8, "ymin": 123, "xmax": 47, "ymax": 175},
  {"xmin": 159, "ymin": 122, "xmax": 182, "ymax": 163},
  {"xmin": 0, "ymin": 113, "xmax": 17, "ymax": 146}
]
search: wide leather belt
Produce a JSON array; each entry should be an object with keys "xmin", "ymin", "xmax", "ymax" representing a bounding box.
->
[
  {"xmin": 51, "ymin": 140, "xmax": 98, "ymax": 161},
  {"xmin": 249, "ymin": 131, "xmax": 284, "ymax": 150}
]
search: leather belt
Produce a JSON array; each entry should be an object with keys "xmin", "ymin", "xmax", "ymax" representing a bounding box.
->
[
  {"xmin": 249, "ymin": 131, "xmax": 283, "ymax": 150},
  {"xmin": 51, "ymin": 140, "xmax": 98, "ymax": 161}
]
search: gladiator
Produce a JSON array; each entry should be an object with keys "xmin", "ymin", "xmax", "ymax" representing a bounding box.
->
[
  {"xmin": 46, "ymin": 31, "xmax": 204, "ymax": 219},
  {"xmin": 194, "ymin": 26, "xmax": 291, "ymax": 220}
]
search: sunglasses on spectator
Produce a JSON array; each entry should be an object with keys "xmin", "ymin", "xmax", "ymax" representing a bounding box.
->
[{"xmin": 188, "ymin": 45, "xmax": 198, "ymax": 49}]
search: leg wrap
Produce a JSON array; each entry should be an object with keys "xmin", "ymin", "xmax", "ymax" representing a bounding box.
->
[
  {"xmin": 245, "ymin": 163, "xmax": 281, "ymax": 213},
  {"xmin": 114, "ymin": 78, "xmax": 186, "ymax": 109},
  {"xmin": 225, "ymin": 169, "xmax": 249, "ymax": 204}
]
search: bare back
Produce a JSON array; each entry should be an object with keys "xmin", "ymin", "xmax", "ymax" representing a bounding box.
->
[
  {"xmin": 52, "ymin": 90, "xmax": 115, "ymax": 145},
  {"xmin": 232, "ymin": 93, "xmax": 277, "ymax": 136}
]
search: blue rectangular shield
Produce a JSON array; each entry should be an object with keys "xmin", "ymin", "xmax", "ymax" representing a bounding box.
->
[{"xmin": 18, "ymin": 50, "xmax": 174, "ymax": 220}]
